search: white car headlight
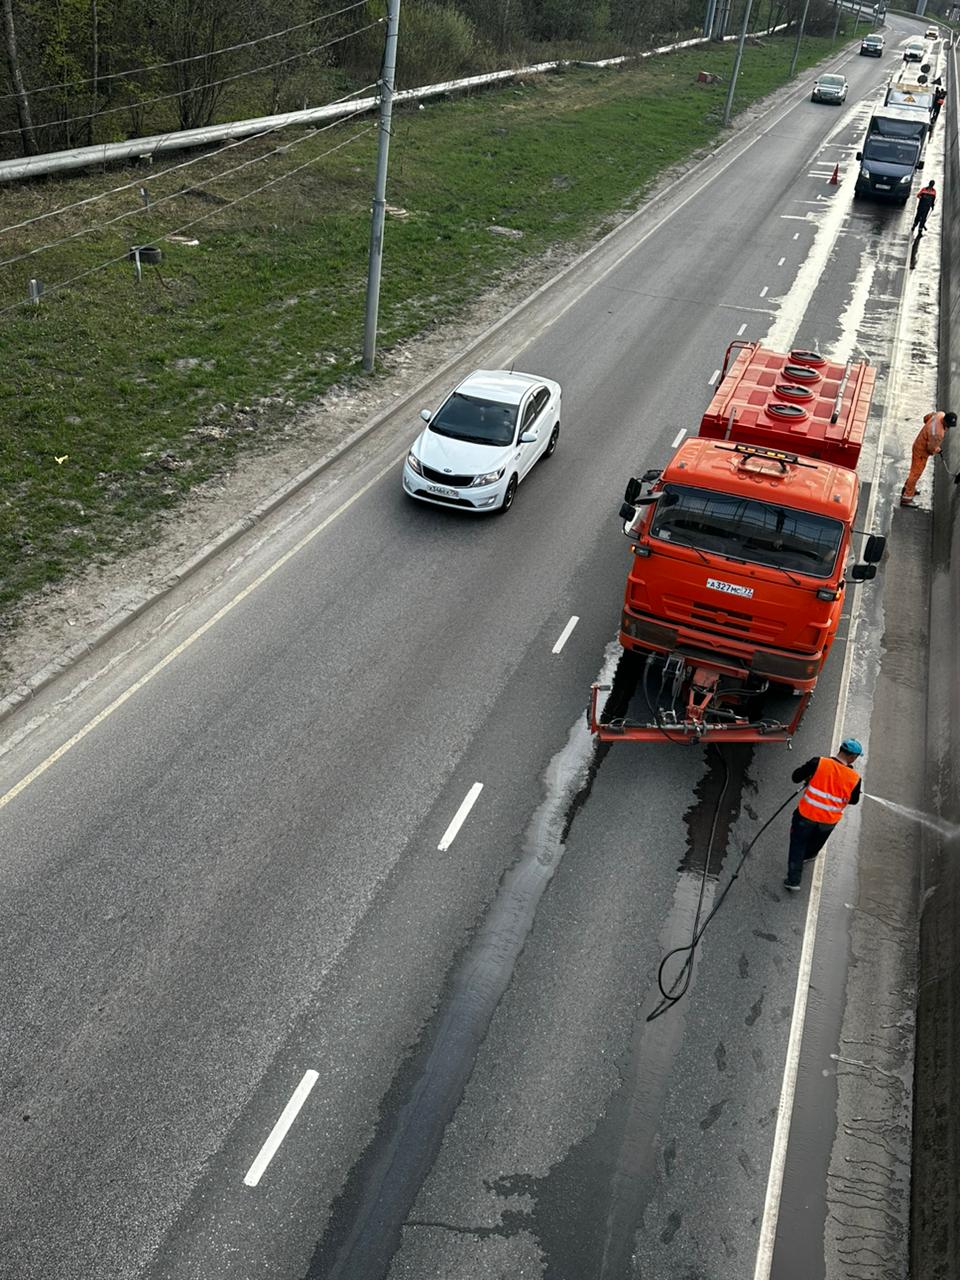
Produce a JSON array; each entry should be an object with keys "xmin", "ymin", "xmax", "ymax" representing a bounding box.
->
[
  {"xmin": 406, "ymin": 451, "xmax": 423, "ymax": 475},
  {"xmin": 899, "ymin": 174, "xmax": 912, "ymax": 184},
  {"xmin": 470, "ymin": 467, "xmax": 505, "ymax": 487}
]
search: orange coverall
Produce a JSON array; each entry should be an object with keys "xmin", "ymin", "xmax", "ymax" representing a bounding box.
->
[{"xmin": 901, "ymin": 411, "xmax": 946, "ymax": 500}]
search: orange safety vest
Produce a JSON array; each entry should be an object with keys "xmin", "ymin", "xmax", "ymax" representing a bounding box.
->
[
  {"xmin": 917, "ymin": 185, "xmax": 937, "ymax": 203},
  {"xmin": 797, "ymin": 757, "xmax": 859, "ymax": 825}
]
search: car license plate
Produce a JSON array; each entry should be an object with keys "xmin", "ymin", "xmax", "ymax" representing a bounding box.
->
[
  {"xmin": 875, "ymin": 183, "xmax": 891, "ymax": 190},
  {"xmin": 427, "ymin": 484, "xmax": 459, "ymax": 498}
]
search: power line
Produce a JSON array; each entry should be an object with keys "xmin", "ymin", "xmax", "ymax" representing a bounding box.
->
[
  {"xmin": 0, "ymin": 21, "xmax": 384, "ymax": 140},
  {"xmin": 0, "ymin": 103, "xmax": 374, "ymax": 270},
  {"xmin": 0, "ymin": 127, "xmax": 375, "ymax": 318},
  {"xmin": 0, "ymin": 0, "xmax": 371, "ymax": 103},
  {"xmin": 0, "ymin": 82, "xmax": 378, "ymax": 240}
]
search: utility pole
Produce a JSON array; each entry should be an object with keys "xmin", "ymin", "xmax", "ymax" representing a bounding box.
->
[
  {"xmin": 832, "ymin": 0, "xmax": 842, "ymax": 41},
  {"xmin": 790, "ymin": 0, "xmax": 811, "ymax": 76},
  {"xmin": 723, "ymin": 0, "xmax": 754, "ymax": 126},
  {"xmin": 362, "ymin": 0, "xmax": 401, "ymax": 373},
  {"xmin": 704, "ymin": 0, "xmax": 718, "ymax": 38}
]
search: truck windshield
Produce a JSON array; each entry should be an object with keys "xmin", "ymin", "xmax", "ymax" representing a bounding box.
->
[
  {"xmin": 863, "ymin": 137, "xmax": 920, "ymax": 165},
  {"xmin": 649, "ymin": 485, "xmax": 844, "ymax": 578}
]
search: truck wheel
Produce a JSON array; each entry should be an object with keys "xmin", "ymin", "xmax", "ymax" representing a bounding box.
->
[{"xmin": 498, "ymin": 474, "xmax": 519, "ymax": 514}]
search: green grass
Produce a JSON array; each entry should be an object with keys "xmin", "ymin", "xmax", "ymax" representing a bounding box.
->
[{"xmin": 0, "ymin": 33, "xmax": 841, "ymax": 627}]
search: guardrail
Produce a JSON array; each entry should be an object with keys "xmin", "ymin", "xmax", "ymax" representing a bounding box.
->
[{"xmin": 0, "ymin": 23, "xmax": 788, "ymax": 186}]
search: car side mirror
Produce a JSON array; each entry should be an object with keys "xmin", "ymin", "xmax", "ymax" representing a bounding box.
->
[
  {"xmin": 851, "ymin": 563, "xmax": 877, "ymax": 581},
  {"xmin": 863, "ymin": 533, "xmax": 886, "ymax": 562},
  {"xmin": 520, "ymin": 430, "xmax": 537, "ymax": 444},
  {"xmin": 420, "ymin": 408, "xmax": 431, "ymax": 423}
]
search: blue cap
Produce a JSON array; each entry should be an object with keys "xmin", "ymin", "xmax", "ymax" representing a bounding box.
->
[{"xmin": 840, "ymin": 737, "xmax": 863, "ymax": 757}]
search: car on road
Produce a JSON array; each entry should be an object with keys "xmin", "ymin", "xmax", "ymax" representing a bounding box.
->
[
  {"xmin": 925, "ymin": 25, "xmax": 939, "ymax": 39},
  {"xmin": 402, "ymin": 369, "xmax": 561, "ymax": 513},
  {"xmin": 903, "ymin": 37, "xmax": 926, "ymax": 62},
  {"xmin": 860, "ymin": 33, "xmax": 884, "ymax": 56},
  {"xmin": 811, "ymin": 73, "xmax": 848, "ymax": 104}
]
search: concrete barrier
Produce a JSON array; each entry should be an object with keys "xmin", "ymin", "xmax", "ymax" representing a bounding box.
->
[{"xmin": 912, "ymin": 40, "xmax": 960, "ymax": 1280}]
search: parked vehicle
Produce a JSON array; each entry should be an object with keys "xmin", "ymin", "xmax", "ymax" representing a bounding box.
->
[
  {"xmin": 854, "ymin": 135, "xmax": 921, "ymax": 202},
  {"xmin": 589, "ymin": 343, "xmax": 884, "ymax": 744},
  {"xmin": 885, "ymin": 82, "xmax": 935, "ymax": 117},
  {"xmin": 811, "ymin": 73, "xmax": 848, "ymax": 104},
  {"xmin": 860, "ymin": 33, "xmax": 884, "ymax": 55},
  {"xmin": 402, "ymin": 369, "xmax": 561, "ymax": 514}
]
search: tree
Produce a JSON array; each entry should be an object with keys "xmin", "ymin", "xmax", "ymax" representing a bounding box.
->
[{"xmin": 2, "ymin": 0, "xmax": 36, "ymax": 155}]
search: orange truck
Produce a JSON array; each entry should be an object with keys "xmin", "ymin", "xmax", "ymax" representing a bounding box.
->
[{"xmin": 590, "ymin": 341, "xmax": 886, "ymax": 743}]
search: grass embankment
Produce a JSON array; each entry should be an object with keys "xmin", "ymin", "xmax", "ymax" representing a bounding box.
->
[{"xmin": 0, "ymin": 34, "xmax": 840, "ymax": 625}]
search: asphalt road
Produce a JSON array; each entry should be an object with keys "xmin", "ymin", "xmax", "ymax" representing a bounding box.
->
[{"xmin": 0, "ymin": 19, "xmax": 937, "ymax": 1280}]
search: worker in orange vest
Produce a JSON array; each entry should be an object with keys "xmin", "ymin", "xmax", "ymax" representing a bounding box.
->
[
  {"xmin": 913, "ymin": 180, "xmax": 936, "ymax": 231},
  {"xmin": 784, "ymin": 738, "xmax": 863, "ymax": 892},
  {"xmin": 900, "ymin": 409, "xmax": 956, "ymax": 506}
]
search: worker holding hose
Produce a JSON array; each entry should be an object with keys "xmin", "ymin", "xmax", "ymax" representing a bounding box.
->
[
  {"xmin": 900, "ymin": 410, "xmax": 956, "ymax": 507},
  {"xmin": 784, "ymin": 738, "xmax": 863, "ymax": 892}
]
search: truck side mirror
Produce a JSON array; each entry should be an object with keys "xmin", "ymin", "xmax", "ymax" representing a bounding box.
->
[
  {"xmin": 863, "ymin": 533, "xmax": 886, "ymax": 562},
  {"xmin": 851, "ymin": 563, "xmax": 877, "ymax": 581},
  {"xmin": 856, "ymin": 150, "xmax": 862, "ymax": 160},
  {"xmin": 640, "ymin": 468, "xmax": 663, "ymax": 484},
  {"xmin": 624, "ymin": 477, "xmax": 642, "ymax": 504},
  {"xmin": 620, "ymin": 502, "xmax": 637, "ymax": 522}
]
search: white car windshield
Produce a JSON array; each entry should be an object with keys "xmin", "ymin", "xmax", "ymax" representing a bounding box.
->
[
  {"xmin": 650, "ymin": 485, "xmax": 844, "ymax": 577},
  {"xmin": 429, "ymin": 393, "xmax": 518, "ymax": 446}
]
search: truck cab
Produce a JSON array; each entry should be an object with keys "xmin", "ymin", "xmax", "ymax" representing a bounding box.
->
[{"xmin": 591, "ymin": 344, "xmax": 884, "ymax": 744}]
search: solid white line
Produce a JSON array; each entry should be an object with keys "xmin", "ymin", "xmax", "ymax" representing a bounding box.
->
[
  {"xmin": 708, "ymin": 369, "xmax": 720, "ymax": 385},
  {"xmin": 759, "ymin": 285, "xmax": 769, "ymax": 297},
  {"xmin": 437, "ymin": 782, "xmax": 483, "ymax": 851},
  {"xmin": 777, "ymin": 256, "xmax": 786, "ymax": 266},
  {"xmin": 671, "ymin": 428, "xmax": 687, "ymax": 447},
  {"xmin": 0, "ymin": 452, "xmax": 405, "ymax": 813},
  {"xmin": 243, "ymin": 1069, "xmax": 319, "ymax": 1188},
  {"xmin": 750, "ymin": 88, "xmax": 937, "ymax": 1274},
  {"xmin": 737, "ymin": 322, "xmax": 748, "ymax": 336},
  {"xmin": 551, "ymin": 615, "xmax": 580, "ymax": 654}
]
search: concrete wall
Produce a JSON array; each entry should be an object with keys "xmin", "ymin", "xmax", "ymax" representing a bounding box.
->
[{"xmin": 912, "ymin": 42, "xmax": 960, "ymax": 1280}]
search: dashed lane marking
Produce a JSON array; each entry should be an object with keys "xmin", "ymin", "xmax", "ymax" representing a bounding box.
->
[
  {"xmin": 552, "ymin": 616, "xmax": 580, "ymax": 655},
  {"xmin": 438, "ymin": 783, "xmax": 484, "ymax": 851},
  {"xmin": 671, "ymin": 428, "xmax": 687, "ymax": 447},
  {"xmin": 243, "ymin": 1070, "xmax": 319, "ymax": 1188}
]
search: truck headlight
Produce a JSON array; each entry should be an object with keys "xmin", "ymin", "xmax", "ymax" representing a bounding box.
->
[
  {"xmin": 406, "ymin": 452, "xmax": 423, "ymax": 475},
  {"xmin": 860, "ymin": 167, "xmax": 870, "ymax": 179},
  {"xmin": 470, "ymin": 467, "xmax": 505, "ymax": 487},
  {"xmin": 899, "ymin": 174, "xmax": 911, "ymax": 184}
]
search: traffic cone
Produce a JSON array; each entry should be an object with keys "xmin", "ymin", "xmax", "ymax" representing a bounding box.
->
[{"xmin": 829, "ymin": 164, "xmax": 839, "ymax": 185}]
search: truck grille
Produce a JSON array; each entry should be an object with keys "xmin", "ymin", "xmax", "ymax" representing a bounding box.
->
[
  {"xmin": 662, "ymin": 595, "xmax": 785, "ymax": 642},
  {"xmin": 421, "ymin": 463, "xmax": 474, "ymax": 487}
]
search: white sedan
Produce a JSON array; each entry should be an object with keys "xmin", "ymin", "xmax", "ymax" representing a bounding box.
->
[{"xmin": 402, "ymin": 369, "xmax": 561, "ymax": 514}]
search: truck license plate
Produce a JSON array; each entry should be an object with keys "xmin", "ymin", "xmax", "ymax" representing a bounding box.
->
[
  {"xmin": 428, "ymin": 484, "xmax": 459, "ymax": 498},
  {"xmin": 875, "ymin": 183, "xmax": 890, "ymax": 190}
]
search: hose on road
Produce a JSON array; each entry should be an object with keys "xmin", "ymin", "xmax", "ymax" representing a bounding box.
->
[{"xmin": 646, "ymin": 760, "xmax": 800, "ymax": 1023}]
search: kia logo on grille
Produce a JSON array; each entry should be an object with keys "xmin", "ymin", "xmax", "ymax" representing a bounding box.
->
[{"xmin": 443, "ymin": 468, "xmax": 452, "ymax": 473}]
